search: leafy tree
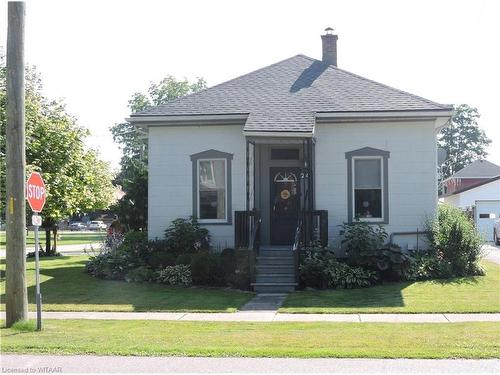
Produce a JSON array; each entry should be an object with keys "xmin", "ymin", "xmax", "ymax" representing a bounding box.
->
[
  {"xmin": 0, "ymin": 57, "xmax": 115, "ymax": 253},
  {"xmin": 439, "ymin": 104, "xmax": 491, "ymax": 180},
  {"xmin": 111, "ymin": 76, "xmax": 206, "ymax": 230}
]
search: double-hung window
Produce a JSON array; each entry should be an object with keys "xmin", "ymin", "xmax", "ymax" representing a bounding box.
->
[
  {"xmin": 346, "ymin": 147, "xmax": 390, "ymax": 223},
  {"xmin": 198, "ymin": 159, "xmax": 227, "ymax": 221},
  {"xmin": 190, "ymin": 150, "xmax": 233, "ymax": 224},
  {"xmin": 353, "ymin": 157, "xmax": 383, "ymax": 220}
]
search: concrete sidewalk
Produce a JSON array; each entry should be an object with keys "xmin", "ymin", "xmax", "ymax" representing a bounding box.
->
[
  {"xmin": 2, "ymin": 311, "xmax": 499, "ymax": 323},
  {"xmin": 2, "ymin": 355, "xmax": 499, "ymax": 373}
]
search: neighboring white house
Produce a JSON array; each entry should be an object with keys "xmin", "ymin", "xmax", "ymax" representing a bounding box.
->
[
  {"xmin": 441, "ymin": 168, "xmax": 500, "ymax": 242},
  {"xmin": 128, "ymin": 30, "xmax": 453, "ymax": 291}
]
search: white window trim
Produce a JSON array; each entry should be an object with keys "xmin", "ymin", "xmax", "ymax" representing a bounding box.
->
[
  {"xmin": 196, "ymin": 158, "xmax": 228, "ymax": 224},
  {"xmin": 352, "ymin": 156, "xmax": 384, "ymax": 223}
]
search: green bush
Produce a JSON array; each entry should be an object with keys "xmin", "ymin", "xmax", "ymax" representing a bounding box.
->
[
  {"xmin": 340, "ymin": 222, "xmax": 411, "ymax": 278},
  {"xmin": 220, "ymin": 248, "xmax": 237, "ymax": 275},
  {"xmin": 226, "ymin": 269, "xmax": 251, "ymax": 290},
  {"xmin": 85, "ymin": 251, "xmax": 137, "ymax": 280},
  {"xmin": 426, "ymin": 204, "xmax": 485, "ymax": 277},
  {"xmin": 190, "ymin": 251, "xmax": 225, "ymax": 286},
  {"xmin": 325, "ymin": 260, "xmax": 379, "ymax": 289},
  {"xmin": 156, "ymin": 265, "xmax": 192, "ymax": 286},
  {"xmin": 402, "ymin": 251, "xmax": 451, "ymax": 281},
  {"xmin": 341, "ymin": 221, "xmax": 387, "ymax": 266},
  {"xmin": 299, "ymin": 242, "xmax": 378, "ymax": 289},
  {"xmin": 125, "ymin": 266, "xmax": 155, "ymax": 283},
  {"xmin": 176, "ymin": 253, "xmax": 192, "ymax": 265},
  {"xmin": 299, "ymin": 245, "xmax": 330, "ymax": 288},
  {"xmin": 147, "ymin": 249, "xmax": 176, "ymax": 269},
  {"xmin": 164, "ymin": 217, "xmax": 210, "ymax": 254}
]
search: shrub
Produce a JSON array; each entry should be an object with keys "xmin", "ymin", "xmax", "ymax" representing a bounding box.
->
[
  {"xmin": 341, "ymin": 222, "xmax": 411, "ymax": 278},
  {"xmin": 164, "ymin": 217, "xmax": 210, "ymax": 254},
  {"xmin": 325, "ymin": 260, "xmax": 379, "ymax": 289},
  {"xmin": 125, "ymin": 266, "xmax": 155, "ymax": 283},
  {"xmin": 299, "ymin": 242, "xmax": 378, "ymax": 289},
  {"xmin": 85, "ymin": 251, "xmax": 137, "ymax": 280},
  {"xmin": 299, "ymin": 245, "xmax": 330, "ymax": 288},
  {"xmin": 402, "ymin": 251, "xmax": 450, "ymax": 281},
  {"xmin": 341, "ymin": 221, "xmax": 387, "ymax": 266},
  {"xmin": 426, "ymin": 204, "xmax": 485, "ymax": 277},
  {"xmin": 176, "ymin": 253, "xmax": 192, "ymax": 265},
  {"xmin": 119, "ymin": 230, "xmax": 149, "ymax": 260},
  {"xmin": 147, "ymin": 249, "xmax": 176, "ymax": 269},
  {"xmin": 156, "ymin": 265, "xmax": 192, "ymax": 286},
  {"xmin": 220, "ymin": 248, "xmax": 237, "ymax": 275},
  {"xmin": 226, "ymin": 269, "xmax": 251, "ymax": 290},
  {"xmin": 190, "ymin": 251, "xmax": 225, "ymax": 286}
]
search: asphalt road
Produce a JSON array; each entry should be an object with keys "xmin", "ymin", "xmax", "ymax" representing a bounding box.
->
[{"xmin": 1, "ymin": 355, "xmax": 499, "ymax": 374}]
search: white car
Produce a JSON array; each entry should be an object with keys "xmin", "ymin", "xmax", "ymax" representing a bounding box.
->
[
  {"xmin": 494, "ymin": 219, "xmax": 500, "ymax": 245},
  {"xmin": 88, "ymin": 221, "xmax": 107, "ymax": 231},
  {"xmin": 69, "ymin": 222, "xmax": 86, "ymax": 231}
]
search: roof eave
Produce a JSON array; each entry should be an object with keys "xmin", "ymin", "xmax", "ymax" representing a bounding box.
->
[
  {"xmin": 127, "ymin": 113, "xmax": 249, "ymax": 127},
  {"xmin": 315, "ymin": 109, "xmax": 454, "ymax": 124}
]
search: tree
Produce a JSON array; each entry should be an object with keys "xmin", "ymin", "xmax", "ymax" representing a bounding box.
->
[
  {"xmin": 438, "ymin": 104, "xmax": 491, "ymax": 180},
  {"xmin": 1, "ymin": 58, "xmax": 115, "ymax": 254},
  {"xmin": 111, "ymin": 76, "xmax": 206, "ymax": 230}
]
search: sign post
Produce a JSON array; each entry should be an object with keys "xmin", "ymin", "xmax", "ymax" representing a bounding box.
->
[{"xmin": 26, "ymin": 172, "xmax": 46, "ymax": 331}]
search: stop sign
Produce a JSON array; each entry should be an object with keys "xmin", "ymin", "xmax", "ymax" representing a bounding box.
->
[{"xmin": 26, "ymin": 172, "xmax": 46, "ymax": 213}]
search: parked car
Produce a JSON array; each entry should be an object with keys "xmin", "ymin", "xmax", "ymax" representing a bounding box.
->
[
  {"xmin": 88, "ymin": 221, "xmax": 107, "ymax": 231},
  {"xmin": 494, "ymin": 219, "xmax": 500, "ymax": 245},
  {"xmin": 69, "ymin": 222, "xmax": 86, "ymax": 231}
]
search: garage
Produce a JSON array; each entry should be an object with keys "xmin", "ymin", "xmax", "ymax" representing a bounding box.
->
[{"xmin": 475, "ymin": 200, "xmax": 500, "ymax": 242}]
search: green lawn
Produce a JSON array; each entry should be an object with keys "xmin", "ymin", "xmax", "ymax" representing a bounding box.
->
[
  {"xmin": 1, "ymin": 320, "xmax": 499, "ymax": 358},
  {"xmin": 0, "ymin": 256, "xmax": 253, "ymax": 312},
  {"xmin": 281, "ymin": 261, "xmax": 500, "ymax": 314},
  {"xmin": 0, "ymin": 230, "xmax": 105, "ymax": 247}
]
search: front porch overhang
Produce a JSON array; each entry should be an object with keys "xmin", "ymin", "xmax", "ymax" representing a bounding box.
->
[{"xmin": 243, "ymin": 131, "xmax": 314, "ymax": 139}]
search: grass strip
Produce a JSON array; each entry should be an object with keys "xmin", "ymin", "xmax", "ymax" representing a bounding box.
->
[{"xmin": 1, "ymin": 320, "xmax": 499, "ymax": 358}]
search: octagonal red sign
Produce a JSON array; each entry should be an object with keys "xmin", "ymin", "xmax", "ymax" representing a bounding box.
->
[{"xmin": 26, "ymin": 172, "xmax": 46, "ymax": 213}]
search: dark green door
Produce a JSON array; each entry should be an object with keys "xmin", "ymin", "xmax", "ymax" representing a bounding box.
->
[{"xmin": 270, "ymin": 167, "xmax": 300, "ymax": 245}]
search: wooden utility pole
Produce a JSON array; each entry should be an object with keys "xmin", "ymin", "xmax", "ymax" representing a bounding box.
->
[{"xmin": 5, "ymin": 1, "xmax": 27, "ymax": 327}]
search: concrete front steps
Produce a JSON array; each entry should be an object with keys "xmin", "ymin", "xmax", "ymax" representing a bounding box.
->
[{"xmin": 251, "ymin": 246, "xmax": 297, "ymax": 293}]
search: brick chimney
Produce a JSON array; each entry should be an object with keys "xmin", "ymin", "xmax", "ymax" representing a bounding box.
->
[{"xmin": 321, "ymin": 27, "xmax": 338, "ymax": 66}]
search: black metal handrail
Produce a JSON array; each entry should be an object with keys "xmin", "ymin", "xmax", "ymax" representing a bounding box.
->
[
  {"xmin": 292, "ymin": 217, "xmax": 303, "ymax": 252},
  {"xmin": 292, "ymin": 216, "xmax": 303, "ymax": 284},
  {"xmin": 250, "ymin": 216, "xmax": 262, "ymax": 253},
  {"xmin": 235, "ymin": 210, "xmax": 261, "ymax": 284}
]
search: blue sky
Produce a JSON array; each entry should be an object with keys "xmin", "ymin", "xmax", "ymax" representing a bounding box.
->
[{"xmin": 1, "ymin": 0, "xmax": 499, "ymax": 170}]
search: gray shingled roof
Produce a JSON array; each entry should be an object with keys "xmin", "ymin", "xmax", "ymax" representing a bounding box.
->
[
  {"xmin": 132, "ymin": 55, "xmax": 452, "ymax": 132},
  {"xmin": 448, "ymin": 160, "xmax": 500, "ymax": 179}
]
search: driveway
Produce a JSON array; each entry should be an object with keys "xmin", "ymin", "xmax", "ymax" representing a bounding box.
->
[
  {"xmin": 483, "ymin": 243, "xmax": 500, "ymax": 265},
  {"xmin": 1, "ymin": 355, "xmax": 498, "ymax": 374}
]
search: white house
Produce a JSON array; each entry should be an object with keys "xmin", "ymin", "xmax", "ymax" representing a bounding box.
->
[{"xmin": 129, "ymin": 30, "xmax": 453, "ymax": 292}]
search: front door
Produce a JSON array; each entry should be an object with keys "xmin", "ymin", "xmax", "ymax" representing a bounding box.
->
[{"xmin": 270, "ymin": 167, "xmax": 300, "ymax": 245}]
